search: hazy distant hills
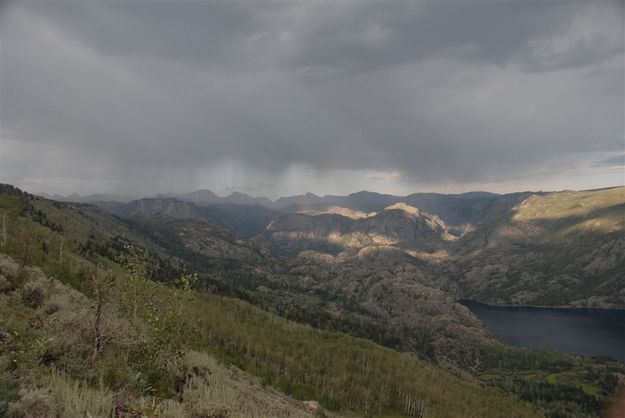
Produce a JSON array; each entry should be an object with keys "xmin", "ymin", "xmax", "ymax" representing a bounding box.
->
[
  {"xmin": 40, "ymin": 192, "xmax": 138, "ymax": 204},
  {"xmin": 176, "ymin": 190, "xmax": 275, "ymax": 207},
  {"xmin": 95, "ymin": 197, "xmax": 278, "ymax": 238},
  {"xmin": 46, "ymin": 188, "xmax": 533, "ymax": 230}
]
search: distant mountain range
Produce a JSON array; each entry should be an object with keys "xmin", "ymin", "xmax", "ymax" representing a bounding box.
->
[
  {"xmin": 41, "ymin": 188, "xmax": 532, "ymax": 229},
  {"xmin": 80, "ymin": 189, "xmax": 535, "ymax": 243},
  {"xmin": 41, "ymin": 189, "xmax": 499, "ymax": 209}
]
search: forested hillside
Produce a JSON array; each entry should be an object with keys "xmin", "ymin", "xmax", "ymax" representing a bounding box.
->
[{"xmin": 449, "ymin": 187, "xmax": 625, "ymax": 306}]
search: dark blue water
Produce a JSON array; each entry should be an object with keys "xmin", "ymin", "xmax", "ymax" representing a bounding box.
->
[{"xmin": 460, "ymin": 300, "xmax": 625, "ymax": 361}]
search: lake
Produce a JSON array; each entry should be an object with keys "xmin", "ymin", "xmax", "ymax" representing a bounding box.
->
[{"xmin": 460, "ymin": 300, "xmax": 625, "ymax": 361}]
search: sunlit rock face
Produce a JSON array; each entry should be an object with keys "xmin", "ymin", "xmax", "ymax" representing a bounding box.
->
[
  {"xmin": 312, "ymin": 206, "xmax": 374, "ymax": 219},
  {"xmin": 384, "ymin": 202, "xmax": 420, "ymax": 216},
  {"xmin": 256, "ymin": 203, "xmax": 450, "ymax": 256}
]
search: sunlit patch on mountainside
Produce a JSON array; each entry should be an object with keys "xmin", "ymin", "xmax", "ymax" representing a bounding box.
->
[{"xmin": 513, "ymin": 187, "xmax": 625, "ymax": 224}]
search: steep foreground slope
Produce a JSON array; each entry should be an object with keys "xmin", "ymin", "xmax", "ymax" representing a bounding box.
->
[
  {"xmin": 2, "ymin": 184, "xmax": 624, "ymax": 417},
  {"xmin": 0, "ymin": 256, "xmax": 318, "ymax": 417},
  {"xmin": 0, "ymin": 255, "xmax": 541, "ymax": 416}
]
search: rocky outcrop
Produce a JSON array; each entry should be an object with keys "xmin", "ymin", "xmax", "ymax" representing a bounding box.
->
[{"xmin": 296, "ymin": 205, "xmax": 374, "ymax": 219}]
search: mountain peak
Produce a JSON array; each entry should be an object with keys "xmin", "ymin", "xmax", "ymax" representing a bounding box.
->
[{"xmin": 384, "ymin": 202, "xmax": 420, "ymax": 216}]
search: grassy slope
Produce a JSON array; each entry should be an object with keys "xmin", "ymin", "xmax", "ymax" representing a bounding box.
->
[
  {"xmin": 512, "ymin": 187, "xmax": 625, "ymax": 226},
  {"xmin": 0, "ymin": 256, "xmax": 322, "ymax": 418}
]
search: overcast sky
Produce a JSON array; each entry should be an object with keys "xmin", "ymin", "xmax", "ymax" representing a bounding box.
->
[{"xmin": 1, "ymin": 0, "xmax": 623, "ymax": 198}]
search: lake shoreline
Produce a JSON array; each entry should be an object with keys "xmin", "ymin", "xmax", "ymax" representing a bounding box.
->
[{"xmin": 457, "ymin": 298, "xmax": 625, "ymax": 312}]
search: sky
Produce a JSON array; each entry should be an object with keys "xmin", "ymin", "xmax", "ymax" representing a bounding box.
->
[{"xmin": 1, "ymin": 0, "xmax": 624, "ymax": 199}]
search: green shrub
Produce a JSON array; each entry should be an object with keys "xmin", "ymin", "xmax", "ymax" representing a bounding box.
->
[{"xmin": 21, "ymin": 284, "xmax": 44, "ymax": 309}]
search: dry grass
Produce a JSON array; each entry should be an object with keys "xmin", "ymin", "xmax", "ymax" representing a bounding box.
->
[
  {"xmin": 1, "ymin": 252, "xmax": 318, "ymax": 418},
  {"xmin": 173, "ymin": 350, "xmax": 314, "ymax": 418},
  {"xmin": 8, "ymin": 370, "xmax": 114, "ymax": 418}
]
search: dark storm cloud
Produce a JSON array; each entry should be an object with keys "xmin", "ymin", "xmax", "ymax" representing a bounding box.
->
[
  {"xmin": 0, "ymin": 0, "xmax": 623, "ymax": 195},
  {"xmin": 22, "ymin": 1, "xmax": 622, "ymax": 73}
]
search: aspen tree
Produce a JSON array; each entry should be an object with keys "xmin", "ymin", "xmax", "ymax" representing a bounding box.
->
[{"xmin": 1, "ymin": 213, "xmax": 6, "ymax": 248}]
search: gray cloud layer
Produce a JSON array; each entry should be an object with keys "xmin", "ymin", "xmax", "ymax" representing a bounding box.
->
[{"xmin": 1, "ymin": 0, "xmax": 623, "ymax": 196}]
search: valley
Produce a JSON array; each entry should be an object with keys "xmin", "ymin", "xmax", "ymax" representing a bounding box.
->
[{"xmin": 1, "ymin": 183, "xmax": 624, "ymax": 417}]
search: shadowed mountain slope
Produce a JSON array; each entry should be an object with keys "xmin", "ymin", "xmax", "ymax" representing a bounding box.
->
[{"xmin": 94, "ymin": 197, "xmax": 279, "ymax": 238}]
